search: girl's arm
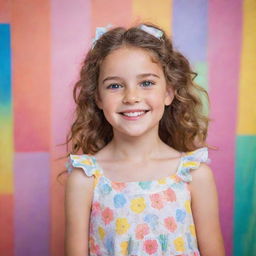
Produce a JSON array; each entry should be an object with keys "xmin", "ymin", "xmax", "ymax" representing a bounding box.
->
[
  {"xmin": 65, "ymin": 168, "xmax": 94, "ymax": 256},
  {"xmin": 189, "ymin": 163, "xmax": 226, "ymax": 256}
]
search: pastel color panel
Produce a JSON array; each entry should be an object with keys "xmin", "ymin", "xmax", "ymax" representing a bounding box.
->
[
  {"xmin": 0, "ymin": 0, "xmax": 11, "ymax": 23},
  {"xmin": 50, "ymin": 0, "xmax": 91, "ymax": 255},
  {"xmin": 91, "ymin": 0, "xmax": 132, "ymax": 30},
  {"xmin": 208, "ymin": 1, "xmax": 242, "ymax": 255},
  {"xmin": 237, "ymin": 0, "xmax": 256, "ymax": 134},
  {"xmin": 194, "ymin": 62, "xmax": 208, "ymax": 91},
  {"xmin": 12, "ymin": 0, "xmax": 51, "ymax": 152},
  {"xmin": 172, "ymin": 0, "xmax": 207, "ymax": 63},
  {"xmin": 172, "ymin": 1, "xmax": 208, "ymax": 113},
  {"xmin": 14, "ymin": 152, "xmax": 50, "ymax": 256},
  {"xmin": 234, "ymin": 136, "xmax": 256, "ymax": 255},
  {"xmin": 0, "ymin": 24, "xmax": 13, "ymax": 194},
  {"xmin": 0, "ymin": 195, "xmax": 14, "ymax": 256},
  {"xmin": 132, "ymin": 0, "xmax": 171, "ymax": 34},
  {"xmin": 194, "ymin": 62, "xmax": 209, "ymax": 115}
]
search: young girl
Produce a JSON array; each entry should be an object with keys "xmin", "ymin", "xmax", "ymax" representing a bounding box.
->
[{"xmin": 64, "ymin": 23, "xmax": 225, "ymax": 256}]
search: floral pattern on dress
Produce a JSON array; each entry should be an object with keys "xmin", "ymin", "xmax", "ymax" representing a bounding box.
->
[{"xmin": 67, "ymin": 147, "xmax": 209, "ymax": 255}]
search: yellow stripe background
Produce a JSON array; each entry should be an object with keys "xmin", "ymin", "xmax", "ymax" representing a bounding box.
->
[
  {"xmin": 132, "ymin": 0, "xmax": 172, "ymax": 35},
  {"xmin": 237, "ymin": 0, "xmax": 256, "ymax": 135},
  {"xmin": 0, "ymin": 114, "xmax": 13, "ymax": 193}
]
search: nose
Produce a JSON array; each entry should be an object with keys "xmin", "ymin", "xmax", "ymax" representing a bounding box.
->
[{"xmin": 122, "ymin": 87, "xmax": 141, "ymax": 104}]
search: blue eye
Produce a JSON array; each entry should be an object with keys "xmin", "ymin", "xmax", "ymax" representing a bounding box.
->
[
  {"xmin": 107, "ymin": 83, "xmax": 122, "ymax": 89},
  {"xmin": 141, "ymin": 80, "xmax": 154, "ymax": 87}
]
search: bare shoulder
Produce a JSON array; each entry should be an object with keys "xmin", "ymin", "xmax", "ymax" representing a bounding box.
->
[
  {"xmin": 65, "ymin": 168, "xmax": 95, "ymax": 216},
  {"xmin": 65, "ymin": 168, "xmax": 95, "ymax": 255},
  {"xmin": 65, "ymin": 168, "xmax": 94, "ymax": 196},
  {"xmin": 188, "ymin": 163, "xmax": 215, "ymax": 192},
  {"xmin": 188, "ymin": 163, "xmax": 226, "ymax": 255}
]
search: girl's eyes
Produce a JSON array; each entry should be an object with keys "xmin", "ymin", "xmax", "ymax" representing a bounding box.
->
[
  {"xmin": 106, "ymin": 81, "xmax": 155, "ymax": 89},
  {"xmin": 106, "ymin": 83, "xmax": 122, "ymax": 89},
  {"xmin": 140, "ymin": 80, "xmax": 155, "ymax": 87}
]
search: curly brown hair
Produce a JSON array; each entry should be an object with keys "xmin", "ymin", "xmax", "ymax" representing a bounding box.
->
[{"xmin": 65, "ymin": 23, "xmax": 210, "ymax": 157}]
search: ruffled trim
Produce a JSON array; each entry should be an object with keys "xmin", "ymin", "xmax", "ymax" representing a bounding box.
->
[
  {"xmin": 176, "ymin": 147, "xmax": 209, "ymax": 182},
  {"xmin": 66, "ymin": 154, "xmax": 101, "ymax": 177}
]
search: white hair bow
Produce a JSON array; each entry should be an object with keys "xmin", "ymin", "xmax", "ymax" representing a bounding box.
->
[
  {"xmin": 92, "ymin": 24, "xmax": 112, "ymax": 48},
  {"xmin": 139, "ymin": 24, "xmax": 163, "ymax": 39}
]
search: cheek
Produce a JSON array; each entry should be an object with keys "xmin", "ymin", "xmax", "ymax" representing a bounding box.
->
[{"xmin": 148, "ymin": 92, "xmax": 166, "ymax": 107}]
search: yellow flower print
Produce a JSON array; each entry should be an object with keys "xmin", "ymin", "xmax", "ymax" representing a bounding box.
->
[
  {"xmin": 120, "ymin": 241, "xmax": 128, "ymax": 255},
  {"xmin": 158, "ymin": 178, "xmax": 167, "ymax": 184},
  {"xmin": 130, "ymin": 197, "xmax": 146, "ymax": 214},
  {"xmin": 183, "ymin": 161, "xmax": 197, "ymax": 168},
  {"xmin": 174, "ymin": 237, "xmax": 185, "ymax": 252},
  {"xmin": 185, "ymin": 200, "xmax": 191, "ymax": 213},
  {"xmin": 190, "ymin": 224, "xmax": 196, "ymax": 236},
  {"xmin": 93, "ymin": 170, "xmax": 102, "ymax": 188},
  {"xmin": 116, "ymin": 218, "xmax": 130, "ymax": 235},
  {"xmin": 94, "ymin": 169, "xmax": 102, "ymax": 177},
  {"xmin": 80, "ymin": 159, "xmax": 93, "ymax": 165},
  {"xmin": 98, "ymin": 226, "xmax": 105, "ymax": 240}
]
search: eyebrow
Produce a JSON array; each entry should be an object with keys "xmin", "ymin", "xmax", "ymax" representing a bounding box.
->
[{"xmin": 102, "ymin": 73, "xmax": 160, "ymax": 83}]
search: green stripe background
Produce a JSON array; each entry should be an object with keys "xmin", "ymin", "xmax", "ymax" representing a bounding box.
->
[{"xmin": 234, "ymin": 136, "xmax": 256, "ymax": 255}]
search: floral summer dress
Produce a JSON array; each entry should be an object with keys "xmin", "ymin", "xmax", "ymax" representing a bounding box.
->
[{"xmin": 66, "ymin": 147, "xmax": 209, "ymax": 256}]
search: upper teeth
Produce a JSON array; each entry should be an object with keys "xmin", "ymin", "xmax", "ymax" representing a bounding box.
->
[{"xmin": 123, "ymin": 111, "xmax": 145, "ymax": 117}]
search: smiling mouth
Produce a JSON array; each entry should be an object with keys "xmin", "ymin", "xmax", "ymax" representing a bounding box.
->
[{"xmin": 119, "ymin": 110, "xmax": 150, "ymax": 117}]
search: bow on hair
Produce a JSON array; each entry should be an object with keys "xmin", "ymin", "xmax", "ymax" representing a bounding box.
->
[
  {"xmin": 92, "ymin": 24, "xmax": 163, "ymax": 48},
  {"xmin": 92, "ymin": 24, "xmax": 112, "ymax": 48},
  {"xmin": 139, "ymin": 24, "xmax": 163, "ymax": 39}
]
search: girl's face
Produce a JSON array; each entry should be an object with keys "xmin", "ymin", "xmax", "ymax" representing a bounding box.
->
[{"xmin": 97, "ymin": 46, "xmax": 173, "ymax": 138}]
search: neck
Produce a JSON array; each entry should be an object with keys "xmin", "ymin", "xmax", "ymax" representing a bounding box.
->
[{"xmin": 107, "ymin": 129, "xmax": 167, "ymax": 162}]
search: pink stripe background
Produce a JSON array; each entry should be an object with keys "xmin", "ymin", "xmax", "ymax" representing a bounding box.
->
[
  {"xmin": 50, "ymin": 0, "xmax": 91, "ymax": 255},
  {"xmin": 208, "ymin": 0, "xmax": 242, "ymax": 255}
]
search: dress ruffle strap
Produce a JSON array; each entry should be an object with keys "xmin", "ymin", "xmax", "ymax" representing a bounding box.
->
[
  {"xmin": 66, "ymin": 154, "xmax": 100, "ymax": 177},
  {"xmin": 176, "ymin": 147, "xmax": 209, "ymax": 182}
]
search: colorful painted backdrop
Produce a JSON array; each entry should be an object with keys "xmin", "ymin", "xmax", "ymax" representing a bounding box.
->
[{"xmin": 0, "ymin": 0, "xmax": 255, "ymax": 255}]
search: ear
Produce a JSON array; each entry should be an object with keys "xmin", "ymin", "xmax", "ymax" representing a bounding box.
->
[{"xmin": 164, "ymin": 86, "xmax": 174, "ymax": 106}]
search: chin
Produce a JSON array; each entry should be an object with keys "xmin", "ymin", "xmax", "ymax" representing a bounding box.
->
[{"xmin": 117, "ymin": 126, "xmax": 158, "ymax": 138}]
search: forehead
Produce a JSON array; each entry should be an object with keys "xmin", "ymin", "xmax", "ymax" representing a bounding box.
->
[{"xmin": 99, "ymin": 46, "xmax": 163, "ymax": 80}]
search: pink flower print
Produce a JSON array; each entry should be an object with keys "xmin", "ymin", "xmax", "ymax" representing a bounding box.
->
[
  {"xmin": 143, "ymin": 239, "xmax": 158, "ymax": 254},
  {"xmin": 163, "ymin": 188, "xmax": 176, "ymax": 202},
  {"xmin": 150, "ymin": 193, "xmax": 164, "ymax": 210},
  {"xmin": 164, "ymin": 217, "xmax": 177, "ymax": 232},
  {"xmin": 135, "ymin": 223, "xmax": 150, "ymax": 239},
  {"xmin": 112, "ymin": 182, "xmax": 126, "ymax": 191},
  {"xmin": 91, "ymin": 201, "xmax": 101, "ymax": 216},
  {"xmin": 102, "ymin": 207, "xmax": 114, "ymax": 224},
  {"xmin": 89, "ymin": 236, "xmax": 100, "ymax": 254}
]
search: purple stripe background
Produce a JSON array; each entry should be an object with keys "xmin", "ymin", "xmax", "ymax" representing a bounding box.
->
[
  {"xmin": 172, "ymin": 0, "xmax": 208, "ymax": 62},
  {"xmin": 208, "ymin": 1, "xmax": 242, "ymax": 255},
  {"xmin": 14, "ymin": 152, "xmax": 50, "ymax": 256}
]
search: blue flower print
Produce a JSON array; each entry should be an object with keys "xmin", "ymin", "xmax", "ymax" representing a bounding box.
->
[
  {"xmin": 113, "ymin": 193, "xmax": 127, "ymax": 208},
  {"xmin": 176, "ymin": 209, "xmax": 186, "ymax": 223},
  {"xmin": 138, "ymin": 181, "xmax": 152, "ymax": 190},
  {"xmin": 99, "ymin": 182, "xmax": 112, "ymax": 195},
  {"xmin": 186, "ymin": 232, "xmax": 193, "ymax": 250},
  {"xmin": 104, "ymin": 235, "xmax": 114, "ymax": 255},
  {"xmin": 144, "ymin": 214, "xmax": 159, "ymax": 229},
  {"xmin": 172, "ymin": 182, "xmax": 184, "ymax": 190}
]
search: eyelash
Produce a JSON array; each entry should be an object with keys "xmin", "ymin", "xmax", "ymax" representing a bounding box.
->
[{"xmin": 106, "ymin": 80, "xmax": 155, "ymax": 89}]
